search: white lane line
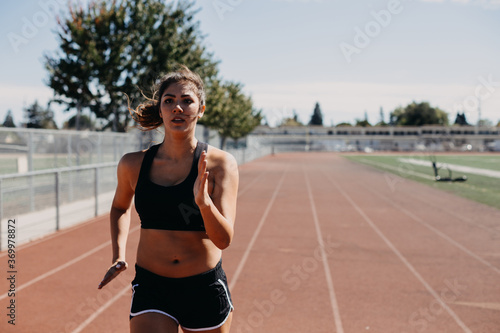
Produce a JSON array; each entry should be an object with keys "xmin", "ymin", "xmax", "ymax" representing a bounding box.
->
[
  {"xmin": 304, "ymin": 170, "xmax": 344, "ymax": 333},
  {"xmin": 229, "ymin": 167, "xmax": 288, "ymax": 291},
  {"xmin": 362, "ymin": 184, "xmax": 500, "ymax": 276},
  {"xmin": 357, "ymin": 158, "xmax": 434, "ymax": 180},
  {"xmin": 237, "ymin": 171, "xmax": 267, "ymax": 198},
  {"xmin": 403, "ymin": 191, "xmax": 500, "ymax": 235},
  {"xmin": 326, "ymin": 173, "xmax": 473, "ymax": 333},
  {"xmin": 399, "ymin": 158, "xmax": 500, "ymax": 178},
  {"xmin": 69, "ymin": 170, "xmax": 271, "ymax": 332},
  {"xmin": 0, "ymin": 225, "xmax": 140, "ymax": 301},
  {"xmin": 0, "ymin": 216, "xmax": 104, "ymax": 258},
  {"xmin": 71, "ymin": 284, "xmax": 131, "ymax": 333}
]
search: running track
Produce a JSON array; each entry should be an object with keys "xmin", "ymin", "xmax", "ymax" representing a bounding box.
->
[{"xmin": 1, "ymin": 152, "xmax": 499, "ymax": 333}]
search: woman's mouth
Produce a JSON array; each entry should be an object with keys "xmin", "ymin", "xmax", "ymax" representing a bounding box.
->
[{"xmin": 171, "ymin": 117, "xmax": 186, "ymax": 124}]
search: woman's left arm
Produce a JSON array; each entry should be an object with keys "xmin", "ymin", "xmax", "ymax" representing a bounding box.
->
[{"xmin": 194, "ymin": 149, "xmax": 239, "ymax": 249}]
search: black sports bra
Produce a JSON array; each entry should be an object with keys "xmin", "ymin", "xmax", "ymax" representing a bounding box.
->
[{"xmin": 134, "ymin": 142, "xmax": 208, "ymax": 231}]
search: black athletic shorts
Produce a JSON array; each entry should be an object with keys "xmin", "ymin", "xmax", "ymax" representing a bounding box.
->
[{"xmin": 130, "ymin": 260, "xmax": 234, "ymax": 331}]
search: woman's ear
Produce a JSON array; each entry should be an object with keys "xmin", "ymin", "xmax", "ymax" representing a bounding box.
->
[{"xmin": 198, "ymin": 105, "xmax": 206, "ymax": 119}]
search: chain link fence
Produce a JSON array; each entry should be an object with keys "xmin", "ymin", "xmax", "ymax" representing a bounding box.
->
[
  {"xmin": 0, "ymin": 127, "xmax": 148, "ymax": 174},
  {"xmin": 0, "ymin": 127, "xmax": 272, "ymax": 250}
]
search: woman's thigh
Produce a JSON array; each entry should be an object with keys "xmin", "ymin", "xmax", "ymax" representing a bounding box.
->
[
  {"xmin": 130, "ymin": 312, "xmax": 179, "ymax": 333},
  {"xmin": 182, "ymin": 311, "xmax": 233, "ymax": 333}
]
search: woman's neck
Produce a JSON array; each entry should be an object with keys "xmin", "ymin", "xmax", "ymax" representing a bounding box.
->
[{"xmin": 158, "ymin": 134, "xmax": 198, "ymax": 161}]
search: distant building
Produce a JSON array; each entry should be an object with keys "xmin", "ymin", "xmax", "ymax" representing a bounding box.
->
[{"xmin": 250, "ymin": 125, "xmax": 500, "ymax": 152}]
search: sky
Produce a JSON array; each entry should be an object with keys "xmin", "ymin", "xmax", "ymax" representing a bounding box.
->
[{"xmin": 0, "ymin": 0, "xmax": 499, "ymax": 128}]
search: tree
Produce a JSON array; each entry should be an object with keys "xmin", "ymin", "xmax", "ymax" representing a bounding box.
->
[
  {"xmin": 376, "ymin": 106, "xmax": 387, "ymax": 126},
  {"xmin": 280, "ymin": 110, "xmax": 304, "ymax": 126},
  {"xmin": 45, "ymin": 0, "xmax": 218, "ymax": 132},
  {"xmin": 2, "ymin": 110, "xmax": 16, "ymax": 127},
  {"xmin": 309, "ymin": 102, "xmax": 323, "ymax": 126},
  {"xmin": 454, "ymin": 112, "xmax": 469, "ymax": 126},
  {"xmin": 355, "ymin": 119, "xmax": 371, "ymax": 127},
  {"xmin": 201, "ymin": 80, "xmax": 262, "ymax": 149},
  {"xmin": 24, "ymin": 101, "xmax": 58, "ymax": 129},
  {"xmin": 335, "ymin": 122, "xmax": 352, "ymax": 127},
  {"xmin": 478, "ymin": 119, "xmax": 493, "ymax": 127},
  {"xmin": 391, "ymin": 101, "xmax": 448, "ymax": 126},
  {"xmin": 64, "ymin": 114, "xmax": 94, "ymax": 130}
]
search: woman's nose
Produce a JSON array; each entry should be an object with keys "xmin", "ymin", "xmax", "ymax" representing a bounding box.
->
[{"xmin": 172, "ymin": 104, "xmax": 183, "ymax": 113}]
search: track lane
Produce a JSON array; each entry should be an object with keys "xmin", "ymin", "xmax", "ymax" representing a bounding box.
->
[
  {"xmin": 303, "ymin": 156, "xmax": 446, "ymax": 332},
  {"xmin": 2, "ymin": 153, "xmax": 500, "ymax": 332},
  {"xmin": 336, "ymin": 155, "xmax": 500, "ymax": 332},
  {"xmin": 75, "ymin": 161, "xmax": 280, "ymax": 332}
]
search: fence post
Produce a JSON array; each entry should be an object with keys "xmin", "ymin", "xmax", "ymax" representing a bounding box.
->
[
  {"xmin": 94, "ymin": 167, "xmax": 99, "ymax": 217},
  {"xmin": 28, "ymin": 132, "xmax": 35, "ymax": 211},
  {"xmin": 28, "ymin": 131, "xmax": 34, "ymax": 172},
  {"xmin": 97, "ymin": 133, "xmax": 102, "ymax": 163},
  {"xmin": 55, "ymin": 171, "xmax": 61, "ymax": 231}
]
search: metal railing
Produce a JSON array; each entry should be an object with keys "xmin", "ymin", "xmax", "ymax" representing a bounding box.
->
[
  {"xmin": 0, "ymin": 162, "xmax": 118, "ymax": 250},
  {"xmin": 0, "ymin": 127, "xmax": 278, "ymax": 250},
  {"xmin": 0, "ymin": 127, "xmax": 142, "ymax": 175}
]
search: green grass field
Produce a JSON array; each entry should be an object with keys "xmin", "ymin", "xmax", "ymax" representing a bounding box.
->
[{"xmin": 344, "ymin": 154, "xmax": 500, "ymax": 210}]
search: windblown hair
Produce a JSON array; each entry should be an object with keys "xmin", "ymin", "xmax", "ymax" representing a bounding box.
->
[{"xmin": 129, "ymin": 65, "xmax": 206, "ymax": 131}]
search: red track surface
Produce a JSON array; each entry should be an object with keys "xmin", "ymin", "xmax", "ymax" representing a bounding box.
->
[{"xmin": 1, "ymin": 152, "xmax": 499, "ymax": 333}]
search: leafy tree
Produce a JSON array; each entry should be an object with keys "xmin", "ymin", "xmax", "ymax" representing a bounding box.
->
[
  {"xmin": 309, "ymin": 102, "xmax": 323, "ymax": 126},
  {"xmin": 2, "ymin": 110, "xmax": 16, "ymax": 127},
  {"xmin": 478, "ymin": 119, "xmax": 493, "ymax": 127},
  {"xmin": 202, "ymin": 80, "xmax": 262, "ymax": 149},
  {"xmin": 64, "ymin": 114, "xmax": 94, "ymax": 130},
  {"xmin": 355, "ymin": 119, "xmax": 371, "ymax": 127},
  {"xmin": 24, "ymin": 101, "xmax": 58, "ymax": 129},
  {"xmin": 45, "ymin": 0, "xmax": 218, "ymax": 132},
  {"xmin": 391, "ymin": 101, "xmax": 448, "ymax": 126},
  {"xmin": 335, "ymin": 122, "xmax": 352, "ymax": 127},
  {"xmin": 281, "ymin": 110, "xmax": 304, "ymax": 126}
]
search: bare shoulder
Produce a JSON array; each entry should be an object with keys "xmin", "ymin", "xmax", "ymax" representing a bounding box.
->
[
  {"xmin": 118, "ymin": 150, "xmax": 146, "ymax": 173},
  {"xmin": 206, "ymin": 145, "xmax": 238, "ymax": 172},
  {"xmin": 116, "ymin": 149, "xmax": 148, "ymax": 190}
]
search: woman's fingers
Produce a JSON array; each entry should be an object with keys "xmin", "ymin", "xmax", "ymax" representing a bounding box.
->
[
  {"xmin": 198, "ymin": 151, "xmax": 207, "ymax": 176},
  {"xmin": 98, "ymin": 261, "xmax": 127, "ymax": 289}
]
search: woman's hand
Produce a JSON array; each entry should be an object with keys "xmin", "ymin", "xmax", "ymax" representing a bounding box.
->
[
  {"xmin": 194, "ymin": 151, "xmax": 212, "ymax": 208},
  {"xmin": 98, "ymin": 261, "xmax": 128, "ymax": 289}
]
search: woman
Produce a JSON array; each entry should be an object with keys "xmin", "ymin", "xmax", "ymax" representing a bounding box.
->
[{"xmin": 98, "ymin": 66, "xmax": 238, "ymax": 333}]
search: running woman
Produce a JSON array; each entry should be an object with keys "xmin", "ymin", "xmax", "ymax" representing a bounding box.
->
[{"xmin": 98, "ymin": 66, "xmax": 238, "ymax": 333}]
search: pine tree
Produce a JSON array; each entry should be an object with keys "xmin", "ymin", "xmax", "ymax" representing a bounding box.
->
[
  {"xmin": 309, "ymin": 102, "xmax": 323, "ymax": 126},
  {"xmin": 2, "ymin": 110, "xmax": 16, "ymax": 127},
  {"xmin": 24, "ymin": 101, "xmax": 58, "ymax": 129},
  {"xmin": 454, "ymin": 112, "xmax": 469, "ymax": 126}
]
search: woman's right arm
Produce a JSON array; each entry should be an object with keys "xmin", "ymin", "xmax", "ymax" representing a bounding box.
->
[{"xmin": 98, "ymin": 153, "xmax": 140, "ymax": 289}]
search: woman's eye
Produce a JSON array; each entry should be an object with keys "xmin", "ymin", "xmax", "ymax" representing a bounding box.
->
[
  {"xmin": 184, "ymin": 99, "xmax": 193, "ymax": 104},
  {"xmin": 163, "ymin": 98, "xmax": 173, "ymax": 104}
]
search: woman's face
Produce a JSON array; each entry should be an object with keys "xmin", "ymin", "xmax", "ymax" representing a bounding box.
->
[{"xmin": 159, "ymin": 81, "xmax": 205, "ymax": 132}]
